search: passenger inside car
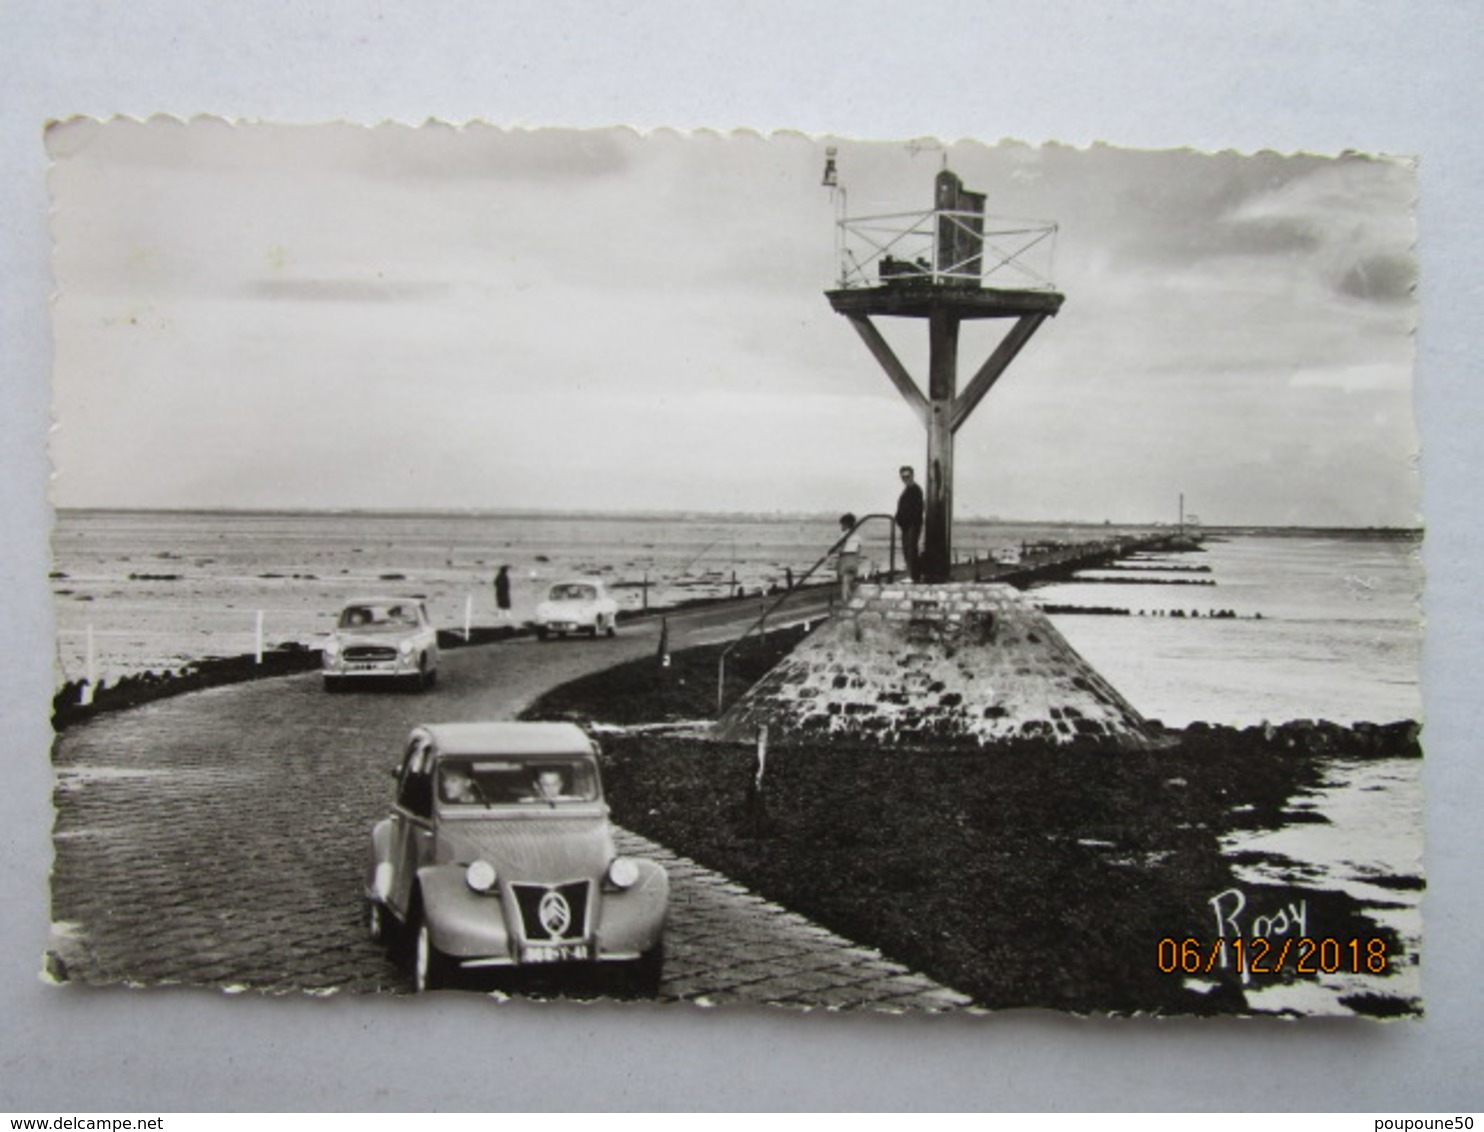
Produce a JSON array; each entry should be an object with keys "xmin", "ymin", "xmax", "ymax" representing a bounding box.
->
[{"xmin": 439, "ymin": 765, "xmax": 482, "ymax": 805}]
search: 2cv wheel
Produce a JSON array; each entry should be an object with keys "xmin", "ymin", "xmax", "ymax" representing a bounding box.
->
[
  {"xmin": 411, "ymin": 907, "xmax": 452, "ymax": 993},
  {"xmin": 364, "ymin": 899, "xmax": 387, "ymax": 944},
  {"xmin": 627, "ymin": 941, "xmax": 664, "ymax": 998}
]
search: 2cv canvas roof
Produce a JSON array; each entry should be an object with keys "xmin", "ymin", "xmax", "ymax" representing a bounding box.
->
[{"xmin": 419, "ymin": 721, "xmax": 596, "ymax": 758}]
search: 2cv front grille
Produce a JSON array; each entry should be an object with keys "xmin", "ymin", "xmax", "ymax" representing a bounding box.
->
[{"xmin": 511, "ymin": 880, "xmax": 591, "ymax": 941}]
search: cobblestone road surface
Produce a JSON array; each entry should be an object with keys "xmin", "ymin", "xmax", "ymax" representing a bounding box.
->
[{"xmin": 49, "ymin": 611, "xmax": 972, "ymax": 1010}]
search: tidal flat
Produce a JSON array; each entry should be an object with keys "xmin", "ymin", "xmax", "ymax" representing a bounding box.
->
[{"xmin": 524, "ymin": 629, "xmax": 1423, "ymax": 1018}]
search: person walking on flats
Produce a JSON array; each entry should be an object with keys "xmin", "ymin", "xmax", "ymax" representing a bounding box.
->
[
  {"xmin": 896, "ymin": 466, "xmax": 924, "ymax": 583},
  {"xmin": 494, "ymin": 565, "xmax": 512, "ymax": 622}
]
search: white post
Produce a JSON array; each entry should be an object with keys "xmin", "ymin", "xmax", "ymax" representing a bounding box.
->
[
  {"xmin": 255, "ymin": 611, "xmax": 265, "ymax": 664},
  {"xmin": 464, "ymin": 593, "xmax": 473, "ymax": 641},
  {"xmin": 81, "ymin": 624, "xmax": 96, "ymax": 705}
]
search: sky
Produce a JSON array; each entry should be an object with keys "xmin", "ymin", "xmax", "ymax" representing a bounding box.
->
[{"xmin": 47, "ymin": 120, "xmax": 1420, "ymax": 526}]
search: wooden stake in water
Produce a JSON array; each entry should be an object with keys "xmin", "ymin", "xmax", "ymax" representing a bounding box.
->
[
  {"xmin": 464, "ymin": 593, "xmax": 473, "ymax": 640},
  {"xmin": 81, "ymin": 624, "xmax": 96, "ymax": 705},
  {"xmin": 255, "ymin": 611, "xmax": 264, "ymax": 665}
]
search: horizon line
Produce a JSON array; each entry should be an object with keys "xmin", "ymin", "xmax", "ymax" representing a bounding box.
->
[{"xmin": 50, "ymin": 504, "xmax": 1423, "ymax": 533}]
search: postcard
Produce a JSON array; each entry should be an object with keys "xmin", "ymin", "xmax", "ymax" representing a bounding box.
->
[{"xmin": 46, "ymin": 120, "xmax": 1421, "ymax": 1017}]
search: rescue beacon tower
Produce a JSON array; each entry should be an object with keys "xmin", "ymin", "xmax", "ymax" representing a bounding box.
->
[{"xmin": 824, "ymin": 155, "xmax": 1064, "ymax": 582}]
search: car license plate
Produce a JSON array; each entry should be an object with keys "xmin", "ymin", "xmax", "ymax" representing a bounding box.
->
[
  {"xmin": 349, "ymin": 662, "xmax": 380, "ymax": 671},
  {"xmin": 521, "ymin": 942, "xmax": 591, "ymax": 964}
]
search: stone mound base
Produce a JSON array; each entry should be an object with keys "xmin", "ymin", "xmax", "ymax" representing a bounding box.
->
[{"xmin": 713, "ymin": 582, "xmax": 1160, "ymax": 751}]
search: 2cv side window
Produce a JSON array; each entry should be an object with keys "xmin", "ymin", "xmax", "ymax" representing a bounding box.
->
[{"xmin": 396, "ymin": 737, "xmax": 434, "ymax": 820}]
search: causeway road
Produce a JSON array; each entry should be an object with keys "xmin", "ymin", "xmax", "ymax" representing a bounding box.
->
[{"xmin": 49, "ymin": 598, "xmax": 971, "ymax": 1010}]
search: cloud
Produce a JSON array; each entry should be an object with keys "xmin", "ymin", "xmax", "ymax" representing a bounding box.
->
[
  {"xmin": 1227, "ymin": 155, "xmax": 1416, "ymax": 306},
  {"xmin": 252, "ymin": 277, "xmax": 451, "ymax": 303},
  {"xmin": 1335, "ymin": 253, "xmax": 1416, "ymax": 305},
  {"xmin": 47, "ymin": 125, "xmax": 1421, "ymax": 525},
  {"xmin": 1289, "ymin": 363, "xmax": 1411, "ymax": 392},
  {"xmin": 357, "ymin": 123, "xmax": 637, "ymax": 183}
]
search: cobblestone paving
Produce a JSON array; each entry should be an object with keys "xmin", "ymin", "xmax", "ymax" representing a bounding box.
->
[
  {"xmin": 48, "ymin": 617, "xmax": 972, "ymax": 1010},
  {"xmin": 615, "ymin": 829, "xmax": 971, "ymax": 1010}
]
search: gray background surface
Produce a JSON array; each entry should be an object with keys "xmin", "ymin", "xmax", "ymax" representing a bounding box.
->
[{"xmin": 2, "ymin": 0, "xmax": 1480, "ymax": 1111}]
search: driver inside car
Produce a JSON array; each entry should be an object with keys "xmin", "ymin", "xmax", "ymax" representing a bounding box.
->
[{"xmin": 533, "ymin": 769, "xmax": 566, "ymax": 801}]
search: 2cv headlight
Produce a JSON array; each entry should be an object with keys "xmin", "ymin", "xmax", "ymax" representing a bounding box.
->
[
  {"xmin": 607, "ymin": 857, "xmax": 640, "ymax": 890},
  {"xmin": 465, "ymin": 860, "xmax": 498, "ymax": 893}
]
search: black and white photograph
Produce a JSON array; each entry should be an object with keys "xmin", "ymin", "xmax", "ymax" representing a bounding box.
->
[
  {"xmin": 8, "ymin": 0, "xmax": 1484, "ymax": 1115},
  {"xmin": 45, "ymin": 120, "xmax": 1422, "ymax": 1018}
]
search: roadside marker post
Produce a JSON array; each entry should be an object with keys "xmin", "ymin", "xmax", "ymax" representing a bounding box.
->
[{"xmin": 745, "ymin": 725, "xmax": 770, "ymax": 837}]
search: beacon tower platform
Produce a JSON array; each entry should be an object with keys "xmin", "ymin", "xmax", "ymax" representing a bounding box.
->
[{"xmin": 826, "ymin": 166, "xmax": 1064, "ymax": 582}]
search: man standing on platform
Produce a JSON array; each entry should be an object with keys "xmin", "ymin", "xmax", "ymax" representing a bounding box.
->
[{"xmin": 896, "ymin": 465, "xmax": 924, "ymax": 583}]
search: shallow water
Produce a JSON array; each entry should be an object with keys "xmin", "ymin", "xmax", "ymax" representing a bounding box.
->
[
  {"xmin": 1040, "ymin": 535, "xmax": 1422, "ymax": 727},
  {"xmin": 48, "ymin": 510, "xmax": 1426, "ymax": 1017},
  {"xmin": 1217, "ymin": 757, "xmax": 1424, "ymax": 1016},
  {"xmin": 51, "ymin": 515, "xmax": 1423, "ymax": 722},
  {"xmin": 47, "ymin": 509, "xmax": 1166, "ymax": 685}
]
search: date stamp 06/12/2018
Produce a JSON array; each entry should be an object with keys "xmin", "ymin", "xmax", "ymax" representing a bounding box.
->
[
  {"xmin": 1159, "ymin": 886, "xmax": 1394, "ymax": 981},
  {"xmin": 1157, "ymin": 935, "xmax": 1390, "ymax": 978}
]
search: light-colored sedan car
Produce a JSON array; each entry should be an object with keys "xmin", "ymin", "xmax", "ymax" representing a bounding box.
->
[
  {"xmin": 322, "ymin": 597, "xmax": 439, "ymax": 693},
  {"xmin": 531, "ymin": 578, "xmax": 620, "ymax": 640},
  {"xmin": 365, "ymin": 721, "xmax": 669, "ymax": 994}
]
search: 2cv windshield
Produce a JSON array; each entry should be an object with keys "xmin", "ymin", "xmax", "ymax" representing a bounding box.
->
[{"xmin": 437, "ymin": 757, "xmax": 599, "ymax": 806}]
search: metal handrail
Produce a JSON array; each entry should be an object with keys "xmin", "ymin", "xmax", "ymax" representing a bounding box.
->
[
  {"xmin": 836, "ymin": 206, "xmax": 1059, "ymax": 292},
  {"xmin": 716, "ymin": 512, "xmax": 897, "ymax": 714}
]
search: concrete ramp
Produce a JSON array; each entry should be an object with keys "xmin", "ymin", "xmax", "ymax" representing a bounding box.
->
[{"xmin": 714, "ymin": 582, "xmax": 1159, "ymax": 751}]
